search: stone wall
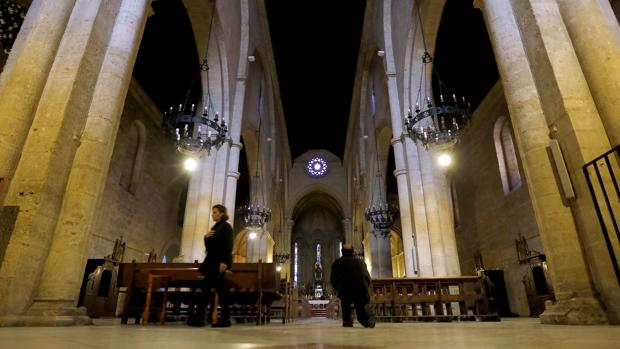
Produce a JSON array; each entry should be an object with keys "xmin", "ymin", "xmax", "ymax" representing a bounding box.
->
[
  {"xmin": 453, "ymin": 82, "xmax": 544, "ymax": 316},
  {"xmin": 88, "ymin": 80, "xmax": 186, "ymax": 263}
]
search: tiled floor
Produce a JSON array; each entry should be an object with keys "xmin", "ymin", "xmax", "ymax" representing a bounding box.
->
[{"xmin": 0, "ymin": 318, "xmax": 618, "ymax": 349}]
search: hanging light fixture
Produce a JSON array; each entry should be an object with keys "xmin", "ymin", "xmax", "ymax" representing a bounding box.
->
[
  {"xmin": 365, "ymin": 99, "xmax": 398, "ymax": 237},
  {"xmin": 403, "ymin": 3, "xmax": 471, "ymax": 149},
  {"xmin": 274, "ymin": 252, "xmax": 290, "ymax": 264},
  {"xmin": 162, "ymin": 2, "xmax": 227, "ymax": 156},
  {"xmin": 240, "ymin": 85, "xmax": 272, "ymax": 230}
]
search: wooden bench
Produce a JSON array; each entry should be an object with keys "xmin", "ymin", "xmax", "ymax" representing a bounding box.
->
[
  {"xmin": 369, "ymin": 276, "xmax": 497, "ymax": 322},
  {"xmin": 116, "ymin": 261, "xmax": 281, "ymax": 325}
]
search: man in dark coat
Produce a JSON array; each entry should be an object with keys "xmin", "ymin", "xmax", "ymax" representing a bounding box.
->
[
  {"xmin": 330, "ymin": 244, "xmax": 375, "ymax": 328},
  {"xmin": 188, "ymin": 204, "xmax": 234, "ymax": 327}
]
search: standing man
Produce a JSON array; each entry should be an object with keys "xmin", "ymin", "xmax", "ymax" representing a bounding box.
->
[
  {"xmin": 188, "ymin": 204, "xmax": 234, "ymax": 327},
  {"xmin": 330, "ymin": 244, "xmax": 375, "ymax": 328}
]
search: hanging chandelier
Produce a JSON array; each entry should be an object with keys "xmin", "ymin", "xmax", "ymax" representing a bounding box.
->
[
  {"xmin": 403, "ymin": 5, "xmax": 471, "ymax": 149},
  {"xmin": 365, "ymin": 202, "xmax": 397, "ymax": 237},
  {"xmin": 240, "ymin": 87, "xmax": 272, "ymax": 230},
  {"xmin": 161, "ymin": 2, "xmax": 227, "ymax": 156},
  {"xmin": 365, "ymin": 104, "xmax": 398, "ymax": 237},
  {"xmin": 273, "ymin": 252, "xmax": 290, "ymax": 264},
  {"xmin": 241, "ymin": 201, "xmax": 272, "ymax": 229}
]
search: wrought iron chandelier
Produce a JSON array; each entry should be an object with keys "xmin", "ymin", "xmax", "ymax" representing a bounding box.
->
[
  {"xmin": 161, "ymin": 2, "xmax": 227, "ymax": 156},
  {"xmin": 273, "ymin": 252, "xmax": 290, "ymax": 264},
  {"xmin": 365, "ymin": 106, "xmax": 397, "ymax": 237},
  {"xmin": 403, "ymin": 4, "xmax": 471, "ymax": 149},
  {"xmin": 240, "ymin": 86, "xmax": 272, "ymax": 230}
]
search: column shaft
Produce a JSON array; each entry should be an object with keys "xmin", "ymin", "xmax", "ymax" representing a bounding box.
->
[
  {"xmin": 476, "ymin": 0, "xmax": 607, "ymax": 324},
  {"xmin": 0, "ymin": 0, "xmax": 122, "ymax": 318},
  {"xmin": 0, "ymin": 0, "xmax": 76, "ymax": 201},
  {"xmin": 30, "ymin": 0, "xmax": 152, "ymax": 315},
  {"xmin": 556, "ymin": 0, "xmax": 620, "ymax": 146},
  {"xmin": 403, "ymin": 138, "xmax": 433, "ymax": 276}
]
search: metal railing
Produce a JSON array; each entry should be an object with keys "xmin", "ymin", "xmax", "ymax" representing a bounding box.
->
[{"xmin": 583, "ymin": 145, "xmax": 620, "ymax": 287}]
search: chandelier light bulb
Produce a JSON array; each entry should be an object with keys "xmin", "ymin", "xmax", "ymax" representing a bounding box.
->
[
  {"xmin": 276, "ymin": 265, "xmax": 283, "ymax": 272},
  {"xmin": 437, "ymin": 152, "xmax": 452, "ymax": 167},
  {"xmin": 249, "ymin": 231, "xmax": 257, "ymax": 240},
  {"xmin": 184, "ymin": 157, "xmax": 198, "ymax": 171}
]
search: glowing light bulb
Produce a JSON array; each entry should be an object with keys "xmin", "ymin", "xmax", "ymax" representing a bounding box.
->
[
  {"xmin": 276, "ymin": 265, "xmax": 282, "ymax": 272},
  {"xmin": 249, "ymin": 231, "xmax": 257, "ymax": 240},
  {"xmin": 184, "ymin": 158, "xmax": 197, "ymax": 171},
  {"xmin": 437, "ymin": 153, "xmax": 452, "ymax": 167}
]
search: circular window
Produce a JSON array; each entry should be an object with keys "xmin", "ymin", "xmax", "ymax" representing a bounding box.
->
[{"xmin": 306, "ymin": 157, "xmax": 328, "ymax": 177}]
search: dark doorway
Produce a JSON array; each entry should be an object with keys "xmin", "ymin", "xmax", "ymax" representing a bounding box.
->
[{"xmin": 484, "ymin": 270, "xmax": 517, "ymax": 317}]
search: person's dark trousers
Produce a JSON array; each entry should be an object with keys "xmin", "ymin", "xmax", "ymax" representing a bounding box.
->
[
  {"xmin": 340, "ymin": 297, "xmax": 370, "ymax": 326},
  {"xmin": 191, "ymin": 272, "xmax": 230, "ymax": 324}
]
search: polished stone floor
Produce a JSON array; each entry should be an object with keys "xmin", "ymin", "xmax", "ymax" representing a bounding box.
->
[{"xmin": 0, "ymin": 318, "xmax": 618, "ymax": 349}]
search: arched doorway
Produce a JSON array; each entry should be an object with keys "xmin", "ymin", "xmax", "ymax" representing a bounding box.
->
[{"xmin": 291, "ymin": 191, "xmax": 345, "ymax": 297}]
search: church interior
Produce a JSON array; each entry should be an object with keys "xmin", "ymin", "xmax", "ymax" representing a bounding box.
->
[{"xmin": 1, "ymin": 0, "xmax": 620, "ymax": 347}]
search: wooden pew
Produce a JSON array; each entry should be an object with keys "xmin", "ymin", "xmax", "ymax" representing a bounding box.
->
[
  {"xmin": 116, "ymin": 261, "xmax": 281, "ymax": 325},
  {"xmin": 369, "ymin": 276, "xmax": 497, "ymax": 322}
]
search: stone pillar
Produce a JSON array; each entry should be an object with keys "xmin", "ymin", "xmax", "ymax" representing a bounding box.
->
[
  {"xmin": 247, "ymin": 229, "xmax": 273, "ymax": 263},
  {"xmin": 403, "ymin": 138, "xmax": 433, "ymax": 276},
  {"xmin": 514, "ymin": 0, "xmax": 619, "ymax": 322},
  {"xmin": 342, "ymin": 218, "xmax": 353, "ymax": 246},
  {"xmin": 180, "ymin": 169, "xmax": 201, "ymax": 261},
  {"xmin": 222, "ymin": 75, "xmax": 247, "ymax": 223},
  {"xmin": 223, "ymin": 142, "xmax": 242, "ymax": 225},
  {"xmin": 419, "ymin": 146, "xmax": 447, "ymax": 276},
  {"xmin": 475, "ymin": 0, "xmax": 608, "ymax": 324},
  {"xmin": 556, "ymin": 0, "xmax": 620, "ymax": 146},
  {"xmin": 377, "ymin": 233, "xmax": 393, "ymax": 278},
  {"xmin": 285, "ymin": 218, "xmax": 294, "ymax": 252},
  {"xmin": 0, "ymin": 0, "xmax": 76, "ymax": 201},
  {"xmin": 0, "ymin": 0, "xmax": 122, "ymax": 320},
  {"xmin": 180, "ymin": 152, "xmax": 217, "ymax": 262},
  {"xmin": 434, "ymin": 164, "xmax": 460, "ymax": 276},
  {"xmin": 391, "ymin": 146, "xmax": 416, "ymax": 277},
  {"xmin": 385, "ymin": 71, "xmax": 422, "ymax": 277},
  {"xmin": 25, "ymin": 0, "xmax": 152, "ymax": 325}
]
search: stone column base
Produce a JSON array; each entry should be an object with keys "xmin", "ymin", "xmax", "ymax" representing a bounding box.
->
[
  {"xmin": 0, "ymin": 314, "xmax": 93, "ymax": 327},
  {"xmin": 540, "ymin": 297, "xmax": 608, "ymax": 325},
  {"xmin": 0, "ymin": 301, "xmax": 93, "ymax": 327}
]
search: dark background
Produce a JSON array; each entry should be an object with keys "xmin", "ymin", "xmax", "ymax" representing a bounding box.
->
[{"xmin": 133, "ymin": 0, "xmax": 498, "ymax": 160}]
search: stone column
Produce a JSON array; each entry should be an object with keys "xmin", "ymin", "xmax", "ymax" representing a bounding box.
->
[
  {"xmin": 434, "ymin": 162, "xmax": 460, "ymax": 276},
  {"xmin": 391, "ymin": 148, "xmax": 416, "ymax": 277},
  {"xmin": 419, "ymin": 146, "xmax": 447, "ymax": 276},
  {"xmin": 475, "ymin": 0, "xmax": 608, "ymax": 324},
  {"xmin": 0, "ymin": 0, "xmax": 76, "ymax": 201},
  {"xmin": 377, "ymin": 233, "xmax": 393, "ymax": 278},
  {"xmin": 342, "ymin": 218, "xmax": 353, "ymax": 246},
  {"xmin": 514, "ymin": 0, "xmax": 619, "ymax": 322},
  {"xmin": 25, "ymin": 0, "xmax": 152, "ymax": 325},
  {"xmin": 556, "ymin": 0, "xmax": 620, "ymax": 146},
  {"xmin": 222, "ymin": 74, "xmax": 247, "ymax": 223},
  {"xmin": 385, "ymin": 72, "xmax": 421, "ymax": 277},
  {"xmin": 181, "ymin": 152, "xmax": 217, "ymax": 262},
  {"xmin": 403, "ymin": 137, "xmax": 433, "ymax": 276},
  {"xmin": 284, "ymin": 218, "xmax": 294, "ymax": 252},
  {"xmin": 0, "ymin": 0, "xmax": 122, "ymax": 321},
  {"xmin": 180, "ymin": 170, "xmax": 201, "ymax": 261}
]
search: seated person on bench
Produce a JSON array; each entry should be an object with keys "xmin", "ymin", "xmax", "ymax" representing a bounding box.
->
[{"xmin": 330, "ymin": 244, "xmax": 375, "ymax": 328}]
